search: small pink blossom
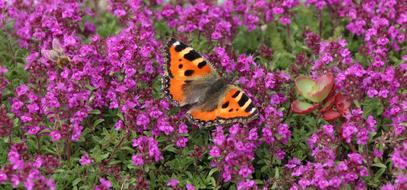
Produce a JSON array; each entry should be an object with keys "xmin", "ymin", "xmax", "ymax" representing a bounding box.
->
[{"xmin": 79, "ymin": 153, "xmax": 92, "ymax": 166}]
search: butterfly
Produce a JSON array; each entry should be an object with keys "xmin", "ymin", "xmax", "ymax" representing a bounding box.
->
[{"xmin": 163, "ymin": 38, "xmax": 258, "ymax": 127}]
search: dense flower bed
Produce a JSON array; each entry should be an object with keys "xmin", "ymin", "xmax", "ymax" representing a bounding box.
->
[{"xmin": 0, "ymin": 0, "xmax": 405, "ymax": 189}]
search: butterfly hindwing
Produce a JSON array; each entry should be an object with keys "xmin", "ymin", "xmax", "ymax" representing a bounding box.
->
[
  {"xmin": 163, "ymin": 38, "xmax": 218, "ymax": 106},
  {"xmin": 187, "ymin": 85, "xmax": 258, "ymax": 127}
]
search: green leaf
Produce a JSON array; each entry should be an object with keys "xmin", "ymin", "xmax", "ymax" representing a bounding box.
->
[
  {"xmin": 72, "ymin": 178, "xmax": 82, "ymax": 186},
  {"xmin": 93, "ymin": 118, "xmax": 105, "ymax": 127},
  {"xmin": 362, "ymin": 98, "xmax": 384, "ymax": 117},
  {"xmin": 89, "ymin": 109, "xmax": 101, "ymax": 115},
  {"xmin": 117, "ymin": 112, "xmax": 124, "ymax": 120},
  {"xmin": 208, "ymin": 168, "xmax": 218, "ymax": 177},
  {"xmin": 163, "ymin": 144, "xmax": 177, "ymax": 153},
  {"xmin": 372, "ymin": 163, "xmax": 387, "ymax": 169},
  {"xmin": 233, "ymin": 27, "xmax": 262, "ymax": 53},
  {"xmin": 96, "ymin": 13, "xmax": 120, "ymax": 38}
]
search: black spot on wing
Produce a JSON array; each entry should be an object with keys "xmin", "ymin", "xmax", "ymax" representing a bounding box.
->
[
  {"xmin": 232, "ymin": 91, "xmax": 240, "ymax": 98},
  {"xmin": 197, "ymin": 61, "xmax": 207, "ymax": 69},
  {"xmin": 244, "ymin": 102, "xmax": 254, "ymax": 112},
  {"xmin": 238, "ymin": 93, "xmax": 249, "ymax": 107},
  {"xmin": 184, "ymin": 70, "xmax": 194, "ymax": 76},
  {"xmin": 175, "ymin": 42, "xmax": 187, "ymax": 52},
  {"xmin": 221, "ymin": 101, "xmax": 229, "ymax": 109},
  {"xmin": 184, "ymin": 50, "xmax": 201, "ymax": 61},
  {"xmin": 178, "ymin": 64, "xmax": 183, "ymax": 69}
]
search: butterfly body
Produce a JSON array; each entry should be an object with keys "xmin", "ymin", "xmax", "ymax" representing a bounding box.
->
[{"xmin": 163, "ymin": 38, "xmax": 258, "ymax": 127}]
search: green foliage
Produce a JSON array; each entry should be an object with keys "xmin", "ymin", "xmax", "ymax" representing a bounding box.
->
[
  {"xmin": 95, "ymin": 13, "xmax": 121, "ymax": 38},
  {"xmin": 0, "ymin": 30, "xmax": 29, "ymax": 99}
]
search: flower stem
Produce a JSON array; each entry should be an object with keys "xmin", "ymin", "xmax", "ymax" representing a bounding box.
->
[
  {"xmin": 65, "ymin": 136, "xmax": 72, "ymax": 164},
  {"xmin": 106, "ymin": 131, "xmax": 130, "ymax": 163},
  {"xmin": 319, "ymin": 10, "xmax": 323, "ymax": 37}
]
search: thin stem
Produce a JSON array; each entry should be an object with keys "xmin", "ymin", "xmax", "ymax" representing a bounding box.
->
[
  {"xmin": 319, "ymin": 10, "xmax": 323, "ymax": 37},
  {"xmin": 36, "ymin": 134, "xmax": 41, "ymax": 153},
  {"xmin": 197, "ymin": 31, "xmax": 201, "ymax": 42},
  {"xmin": 348, "ymin": 142, "xmax": 357, "ymax": 153},
  {"xmin": 364, "ymin": 144, "xmax": 373, "ymax": 176},
  {"xmin": 4, "ymin": 32, "xmax": 18, "ymax": 68},
  {"xmin": 65, "ymin": 136, "xmax": 72, "ymax": 164},
  {"xmin": 8, "ymin": 130, "xmax": 13, "ymax": 147},
  {"xmin": 106, "ymin": 132, "xmax": 130, "ymax": 163}
]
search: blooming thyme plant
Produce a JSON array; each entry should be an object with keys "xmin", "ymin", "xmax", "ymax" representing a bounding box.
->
[{"xmin": 0, "ymin": 0, "xmax": 406, "ymax": 189}]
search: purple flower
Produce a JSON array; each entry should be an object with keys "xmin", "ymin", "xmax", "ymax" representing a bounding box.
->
[
  {"xmin": 377, "ymin": 37, "xmax": 389, "ymax": 45},
  {"xmin": 157, "ymin": 120, "xmax": 174, "ymax": 135},
  {"xmin": 237, "ymin": 179, "xmax": 256, "ymax": 190},
  {"xmin": 381, "ymin": 184, "xmax": 395, "ymax": 190},
  {"xmin": 209, "ymin": 146, "xmax": 221, "ymax": 158},
  {"xmin": 348, "ymin": 153, "xmax": 364, "ymax": 165},
  {"xmin": 262, "ymin": 126, "xmax": 274, "ymax": 144},
  {"xmin": 99, "ymin": 178, "xmax": 112, "ymax": 189},
  {"xmin": 211, "ymin": 31, "xmax": 222, "ymax": 40},
  {"xmin": 50, "ymin": 130, "xmax": 61, "ymax": 141},
  {"xmin": 132, "ymin": 136, "xmax": 162, "ymax": 164},
  {"xmin": 277, "ymin": 123, "xmax": 291, "ymax": 144},
  {"xmin": 279, "ymin": 17, "xmax": 291, "ymax": 25},
  {"xmin": 175, "ymin": 137, "xmax": 188, "ymax": 148},
  {"xmin": 167, "ymin": 178, "xmax": 179, "ymax": 188},
  {"xmin": 16, "ymin": 84, "xmax": 29, "ymax": 97},
  {"xmin": 132, "ymin": 155, "xmax": 144, "ymax": 166},
  {"xmin": 114, "ymin": 120, "xmax": 123, "ymax": 130},
  {"xmin": 342, "ymin": 124, "xmax": 357, "ymax": 143},
  {"xmin": 0, "ymin": 170, "xmax": 7, "ymax": 182},
  {"xmin": 213, "ymin": 126, "xmax": 225, "ymax": 146},
  {"xmin": 27, "ymin": 125, "xmax": 41, "ymax": 135},
  {"xmin": 238, "ymin": 166, "xmax": 253, "ymax": 178},
  {"xmin": 136, "ymin": 113, "xmax": 150, "ymax": 127},
  {"xmin": 178, "ymin": 123, "xmax": 188, "ymax": 134},
  {"xmin": 79, "ymin": 153, "xmax": 92, "ymax": 166},
  {"xmin": 272, "ymin": 7, "xmax": 284, "ymax": 14},
  {"xmin": 391, "ymin": 141, "xmax": 407, "ymax": 169},
  {"xmin": 186, "ymin": 183, "xmax": 196, "ymax": 190}
]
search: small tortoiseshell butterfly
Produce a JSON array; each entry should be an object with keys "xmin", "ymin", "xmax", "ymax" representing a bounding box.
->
[{"xmin": 163, "ymin": 38, "xmax": 258, "ymax": 127}]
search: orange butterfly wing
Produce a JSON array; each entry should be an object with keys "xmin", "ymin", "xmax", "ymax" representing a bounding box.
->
[
  {"xmin": 163, "ymin": 38, "xmax": 217, "ymax": 106},
  {"xmin": 187, "ymin": 85, "xmax": 258, "ymax": 127}
]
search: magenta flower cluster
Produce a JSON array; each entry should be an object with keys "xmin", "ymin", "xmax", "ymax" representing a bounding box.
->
[
  {"xmin": 286, "ymin": 125, "xmax": 370, "ymax": 189},
  {"xmin": 160, "ymin": 0, "xmax": 299, "ymax": 44},
  {"xmin": 0, "ymin": 0, "xmax": 405, "ymax": 189}
]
